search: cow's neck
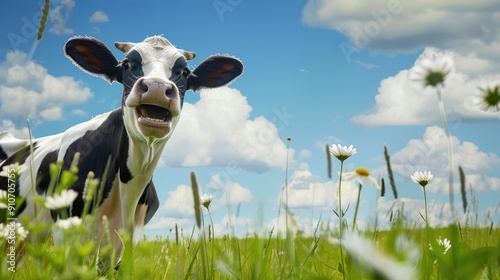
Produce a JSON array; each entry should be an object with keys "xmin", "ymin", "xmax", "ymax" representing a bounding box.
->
[{"xmin": 118, "ymin": 125, "xmax": 167, "ymax": 234}]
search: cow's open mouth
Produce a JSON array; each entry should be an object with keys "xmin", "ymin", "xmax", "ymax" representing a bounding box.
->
[{"xmin": 136, "ymin": 104, "xmax": 172, "ymax": 125}]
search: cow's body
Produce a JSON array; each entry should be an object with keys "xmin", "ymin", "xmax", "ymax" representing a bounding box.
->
[{"xmin": 0, "ymin": 35, "xmax": 242, "ymax": 263}]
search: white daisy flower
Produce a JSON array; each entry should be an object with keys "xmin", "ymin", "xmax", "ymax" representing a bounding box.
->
[
  {"xmin": 329, "ymin": 144, "xmax": 357, "ymax": 162},
  {"xmin": 409, "ymin": 52, "xmax": 454, "ymax": 90},
  {"xmin": 0, "ymin": 224, "xmax": 9, "ymax": 239},
  {"xmin": 411, "ymin": 171, "xmax": 434, "ymax": 188},
  {"xmin": 341, "ymin": 232, "xmax": 416, "ymax": 280},
  {"xmin": 0, "ymin": 190, "xmax": 7, "ymax": 209},
  {"xmin": 475, "ymin": 82, "xmax": 500, "ymax": 113},
  {"xmin": 0, "ymin": 222, "xmax": 29, "ymax": 241},
  {"xmin": 429, "ymin": 237, "xmax": 452, "ymax": 254},
  {"xmin": 0, "ymin": 162, "xmax": 26, "ymax": 177},
  {"xmin": 55, "ymin": 216, "xmax": 82, "ymax": 229},
  {"xmin": 200, "ymin": 194, "xmax": 214, "ymax": 210},
  {"xmin": 16, "ymin": 223, "xmax": 29, "ymax": 241},
  {"xmin": 343, "ymin": 167, "xmax": 380, "ymax": 189},
  {"xmin": 45, "ymin": 189, "xmax": 78, "ymax": 210},
  {"xmin": 438, "ymin": 237, "xmax": 452, "ymax": 254},
  {"xmin": 429, "ymin": 237, "xmax": 452, "ymax": 262}
]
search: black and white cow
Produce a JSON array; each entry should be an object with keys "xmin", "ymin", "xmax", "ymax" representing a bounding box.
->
[{"xmin": 0, "ymin": 36, "xmax": 242, "ymax": 260}]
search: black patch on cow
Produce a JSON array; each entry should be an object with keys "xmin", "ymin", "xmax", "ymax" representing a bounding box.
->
[
  {"xmin": 60, "ymin": 109, "xmax": 127, "ymax": 218},
  {"xmin": 169, "ymin": 56, "xmax": 190, "ymax": 107},
  {"xmin": 0, "ymin": 144, "xmax": 37, "ymax": 217},
  {"xmin": 0, "ymin": 144, "xmax": 34, "ymax": 171},
  {"xmin": 121, "ymin": 50, "xmax": 144, "ymax": 106},
  {"xmin": 36, "ymin": 150, "xmax": 59, "ymax": 195},
  {"xmin": 138, "ymin": 180, "xmax": 159, "ymax": 225},
  {"xmin": 0, "ymin": 146, "xmax": 8, "ymax": 161},
  {"xmin": 118, "ymin": 129, "xmax": 133, "ymax": 184}
]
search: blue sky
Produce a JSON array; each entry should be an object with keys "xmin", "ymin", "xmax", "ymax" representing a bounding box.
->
[{"xmin": 1, "ymin": 0, "xmax": 500, "ymax": 237}]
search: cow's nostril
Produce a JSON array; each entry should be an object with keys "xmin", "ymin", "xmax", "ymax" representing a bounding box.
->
[
  {"xmin": 165, "ymin": 87, "xmax": 175, "ymax": 97},
  {"xmin": 139, "ymin": 79, "xmax": 148, "ymax": 94}
]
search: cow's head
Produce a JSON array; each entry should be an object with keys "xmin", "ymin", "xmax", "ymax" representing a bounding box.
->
[{"xmin": 64, "ymin": 36, "xmax": 243, "ymax": 140}]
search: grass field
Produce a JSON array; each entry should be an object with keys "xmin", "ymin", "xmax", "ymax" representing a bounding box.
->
[
  {"xmin": 2, "ymin": 216, "xmax": 500, "ymax": 279},
  {"xmin": 1, "ymin": 160, "xmax": 499, "ymax": 279}
]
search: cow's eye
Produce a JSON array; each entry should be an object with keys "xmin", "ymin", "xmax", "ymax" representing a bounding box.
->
[
  {"xmin": 182, "ymin": 68, "xmax": 190, "ymax": 77},
  {"xmin": 122, "ymin": 59, "xmax": 131, "ymax": 69}
]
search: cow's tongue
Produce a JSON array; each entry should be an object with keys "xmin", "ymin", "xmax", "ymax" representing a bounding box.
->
[{"xmin": 137, "ymin": 105, "xmax": 171, "ymax": 122}]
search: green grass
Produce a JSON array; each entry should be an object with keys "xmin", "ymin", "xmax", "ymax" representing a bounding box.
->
[
  {"xmin": 1, "ymin": 148, "xmax": 500, "ymax": 279},
  {"xmin": 1, "ymin": 151, "xmax": 500, "ymax": 279},
  {"xmin": 3, "ymin": 223, "xmax": 499, "ymax": 279}
]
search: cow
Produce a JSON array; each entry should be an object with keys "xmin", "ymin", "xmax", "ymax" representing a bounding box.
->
[{"xmin": 0, "ymin": 35, "xmax": 243, "ymax": 265}]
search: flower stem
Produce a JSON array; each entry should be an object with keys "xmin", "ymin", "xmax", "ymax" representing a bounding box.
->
[
  {"xmin": 338, "ymin": 160, "xmax": 344, "ymax": 228},
  {"xmin": 423, "ymin": 187, "xmax": 429, "ymax": 228},
  {"xmin": 285, "ymin": 138, "xmax": 290, "ymax": 232},
  {"xmin": 352, "ymin": 183, "xmax": 363, "ymax": 232},
  {"xmin": 337, "ymin": 160, "xmax": 347, "ymax": 280},
  {"xmin": 207, "ymin": 209, "xmax": 215, "ymax": 274},
  {"xmin": 436, "ymin": 88, "xmax": 456, "ymax": 222},
  {"xmin": 437, "ymin": 88, "xmax": 459, "ymax": 276}
]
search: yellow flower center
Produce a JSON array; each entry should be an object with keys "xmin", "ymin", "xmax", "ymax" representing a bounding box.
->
[{"xmin": 355, "ymin": 167, "xmax": 370, "ymax": 177}]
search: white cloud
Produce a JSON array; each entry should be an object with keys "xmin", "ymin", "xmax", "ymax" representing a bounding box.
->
[
  {"xmin": 0, "ymin": 51, "xmax": 93, "ymax": 132},
  {"xmin": 484, "ymin": 177, "xmax": 500, "ymax": 191},
  {"xmin": 71, "ymin": 109, "xmax": 87, "ymax": 117},
  {"xmin": 374, "ymin": 197, "xmax": 483, "ymax": 228},
  {"xmin": 49, "ymin": 0, "xmax": 75, "ymax": 35},
  {"xmin": 160, "ymin": 174, "xmax": 253, "ymax": 218},
  {"xmin": 356, "ymin": 60, "xmax": 379, "ymax": 69},
  {"xmin": 214, "ymin": 214, "xmax": 254, "ymax": 236},
  {"xmin": 89, "ymin": 11, "xmax": 109, "ymax": 23},
  {"xmin": 280, "ymin": 169, "xmax": 333, "ymax": 209},
  {"xmin": 40, "ymin": 107, "xmax": 63, "ymax": 121},
  {"xmin": 151, "ymin": 174, "xmax": 254, "ymax": 235},
  {"xmin": 162, "ymin": 184, "xmax": 195, "ymax": 216},
  {"xmin": 387, "ymin": 126, "xmax": 500, "ymax": 193},
  {"xmin": 376, "ymin": 198, "xmax": 438, "ymax": 228},
  {"xmin": 217, "ymin": 181, "xmax": 253, "ymax": 206},
  {"xmin": 298, "ymin": 149, "xmax": 312, "ymax": 159},
  {"xmin": 162, "ymin": 88, "xmax": 296, "ymax": 172},
  {"xmin": 0, "ymin": 120, "xmax": 29, "ymax": 138},
  {"xmin": 351, "ymin": 48, "xmax": 500, "ymax": 127},
  {"xmin": 145, "ymin": 216, "xmax": 192, "ymax": 230},
  {"xmin": 264, "ymin": 213, "xmax": 303, "ymax": 235},
  {"xmin": 278, "ymin": 168, "xmax": 359, "ymax": 211},
  {"xmin": 205, "ymin": 174, "xmax": 253, "ymax": 206},
  {"xmin": 302, "ymin": 0, "xmax": 500, "ymax": 65}
]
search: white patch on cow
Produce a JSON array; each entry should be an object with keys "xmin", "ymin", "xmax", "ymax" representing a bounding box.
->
[
  {"xmin": 18, "ymin": 134, "xmax": 61, "ymax": 197},
  {"xmin": 120, "ymin": 141, "xmax": 164, "ymax": 231},
  {"xmin": 133, "ymin": 204, "xmax": 147, "ymax": 244},
  {"xmin": 57, "ymin": 111, "xmax": 114, "ymax": 160},
  {"xmin": 0, "ymin": 131, "xmax": 30, "ymax": 161}
]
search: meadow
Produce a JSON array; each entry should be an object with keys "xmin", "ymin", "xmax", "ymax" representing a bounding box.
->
[{"xmin": 1, "ymin": 146, "xmax": 499, "ymax": 280}]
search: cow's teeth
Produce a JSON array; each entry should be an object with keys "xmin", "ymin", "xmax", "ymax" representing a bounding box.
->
[{"xmin": 141, "ymin": 116, "xmax": 166, "ymax": 123}]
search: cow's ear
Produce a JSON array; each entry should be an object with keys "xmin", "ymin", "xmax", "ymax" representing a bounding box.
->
[
  {"xmin": 64, "ymin": 36, "xmax": 120, "ymax": 83},
  {"xmin": 188, "ymin": 55, "xmax": 243, "ymax": 91}
]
